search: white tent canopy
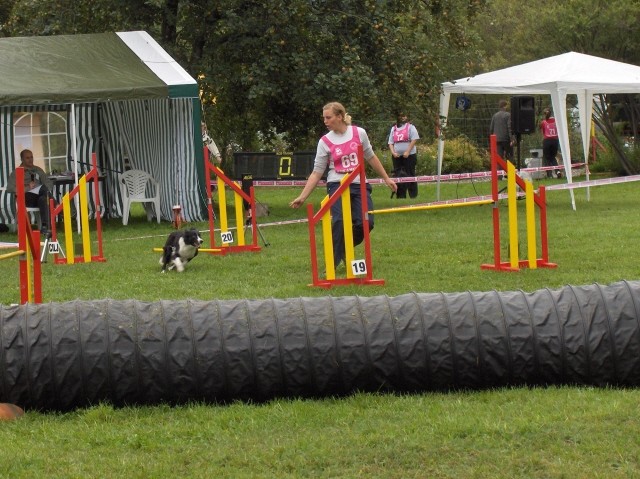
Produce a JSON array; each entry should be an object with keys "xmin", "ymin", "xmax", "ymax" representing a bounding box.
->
[{"xmin": 438, "ymin": 52, "xmax": 640, "ymax": 209}]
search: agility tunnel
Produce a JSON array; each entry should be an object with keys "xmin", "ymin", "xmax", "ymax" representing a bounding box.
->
[{"xmin": 2, "ymin": 280, "xmax": 640, "ymax": 411}]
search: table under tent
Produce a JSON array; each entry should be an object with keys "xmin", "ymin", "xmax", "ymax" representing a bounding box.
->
[{"xmin": 0, "ymin": 31, "xmax": 206, "ymax": 226}]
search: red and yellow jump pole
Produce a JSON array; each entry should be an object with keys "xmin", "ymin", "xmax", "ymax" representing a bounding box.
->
[
  {"xmin": 203, "ymin": 147, "xmax": 260, "ymax": 255},
  {"xmin": 50, "ymin": 153, "xmax": 106, "ymax": 265},
  {"xmin": 9, "ymin": 167, "xmax": 43, "ymax": 303},
  {"xmin": 368, "ymin": 134, "xmax": 556, "ymax": 272},
  {"xmin": 481, "ymin": 135, "xmax": 556, "ymax": 272},
  {"xmin": 306, "ymin": 145, "xmax": 383, "ymax": 288}
]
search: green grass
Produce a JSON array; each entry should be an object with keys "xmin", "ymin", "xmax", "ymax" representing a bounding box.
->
[
  {"xmin": 1, "ymin": 388, "xmax": 639, "ymax": 478},
  {"xmin": 1, "ymin": 173, "xmax": 640, "ymax": 478},
  {"xmin": 2, "ymin": 173, "xmax": 638, "ymax": 303}
]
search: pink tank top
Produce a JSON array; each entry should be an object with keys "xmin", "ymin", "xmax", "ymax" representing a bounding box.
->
[
  {"xmin": 392, "ymin": 123, "xmax": 411, "ymax": 143},
  {"xmin": 321, "ymin": 125, "xmax": 362, "ymax": 173},
  {"xmin": 541, "ymin": 118, "xmax": 558, "ymax": 139}
]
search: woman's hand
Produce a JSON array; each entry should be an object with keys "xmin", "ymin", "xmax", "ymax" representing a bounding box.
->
[
  {"xmin": 290, "ymin": 171, "xmax": 323, "ymax": 209},
  {"xmin": 289, "ymin": 197, "xmax": 305, "ymax": 208},
  {"xmin": 385, "ymin": 177, "xmax": 398, "ymax": 193}
]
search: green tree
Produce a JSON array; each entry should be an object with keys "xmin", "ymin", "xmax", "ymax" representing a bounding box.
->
[
  {"xmin": 0, "ymin": 0, "xmax": 16, "ymax": 37},
  {"xmin": 472, "ymin": 0, "xmax": 640, "ymax": 174},
  {"xmin": 2, "ymin": 0, "xmax": 486, "ymax": 156},
  {"xmin": 194, "ymin": 0, "xmax": 485, "ymax": 151},
  {"xmin": 473, "ymin": 0, "xmax": 640, "ymax": 71},
  {"xmin": 4, "ymin": 0, "xmax": 160, "ymax": 36}
]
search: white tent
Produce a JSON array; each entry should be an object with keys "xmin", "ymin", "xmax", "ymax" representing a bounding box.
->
[{"xmin": 438, "ymin": 52, "xmax": 640, "ymax": 209}]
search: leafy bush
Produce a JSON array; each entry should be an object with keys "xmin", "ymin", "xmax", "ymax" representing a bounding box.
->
[
  {"xmin": 588, "ymin": 134, "xmax": 640, "ymax": 175},
  {"xmin": 588, "ymin": 145, "xmax": 620, "ymax": 174},
  {"xmin": 256, "ymin": 128, "xmax": 292, "ymax": 155},
  {"xmin": 421, "ymin": 136, "xmax": 490, "ymax": 174},
  {"xmin": 371, "ymin": 136, "xmax": 489, "ymax": 178}
]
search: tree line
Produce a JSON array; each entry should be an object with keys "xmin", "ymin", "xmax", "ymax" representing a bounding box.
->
[{"xmin": 1, "ymin": 0, "xmax": 639, "ymax": 170}]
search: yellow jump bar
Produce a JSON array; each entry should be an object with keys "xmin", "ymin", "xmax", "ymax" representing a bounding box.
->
[
  {"xmin": 369, "ymin": 199, "xmax": 494, "ymax": 215},
  {"xmin": 0, "ymin": 249, "xmax": 25, "ymax": 261},
  {"xmin": 152, "ymin": 247, "xmax": 223, "ymax": 253}
]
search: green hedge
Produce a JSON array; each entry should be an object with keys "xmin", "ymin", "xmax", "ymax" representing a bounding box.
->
[{"xmin": 374, "ymin": 136, "xmax": 490, "ymax": 177}]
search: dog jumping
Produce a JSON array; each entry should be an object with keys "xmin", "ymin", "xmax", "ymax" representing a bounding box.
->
[{"xmin": 159, "ymin": 228, "xmax": 204, "ymax": 273}]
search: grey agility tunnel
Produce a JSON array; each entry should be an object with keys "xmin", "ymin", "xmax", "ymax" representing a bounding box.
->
[{"xmin": 2, "ymin": 280, "xmax": 640, "ymax": 412}]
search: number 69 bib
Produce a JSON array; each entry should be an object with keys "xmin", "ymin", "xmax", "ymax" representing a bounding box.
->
[{"xmin": 321, "ymin": 125, "xmax": 362, "ymax": 173}]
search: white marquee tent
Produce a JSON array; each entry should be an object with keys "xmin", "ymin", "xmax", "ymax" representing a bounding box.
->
[{"xmin": 438, "ymin": 52, "xmax": 640, "ymax": 209}]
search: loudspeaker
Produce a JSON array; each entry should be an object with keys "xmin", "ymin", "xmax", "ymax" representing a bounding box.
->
[
  {"xmin": 510, "ymin": 96, "xmax": 536, "ymax": 134},
  {"xmin": 455, "ymin": 95, "xmax": 471, "ymax": 111}
]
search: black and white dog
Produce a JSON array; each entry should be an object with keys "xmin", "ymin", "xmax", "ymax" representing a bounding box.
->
[{"xmin": 160, "ymin": 228, "xmax": 204, "ymax": 273}]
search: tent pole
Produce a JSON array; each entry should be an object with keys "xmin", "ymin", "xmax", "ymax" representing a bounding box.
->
[
  {"xmin": 70, "ymin": 103, "xmax": 81, "ymax": 232},
  {"xmin": 436, "ymin": 92, "xmax": 450, "ymax": 201},
  {"xmin": 172, "ymin": 100, "xmax": 182, "ymax": 225}
]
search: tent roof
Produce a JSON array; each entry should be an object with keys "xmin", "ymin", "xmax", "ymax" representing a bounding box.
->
[
  {"xmin": 438, "ymin": 52, "xmax": 640, "ymax": 210},
  {"xmin": 0, "ymin": 31, "xmax": 198, "ymax": 105},
  {"xmin": 442, "ymin": 52, "xmax": 640, "ymax": 95}
]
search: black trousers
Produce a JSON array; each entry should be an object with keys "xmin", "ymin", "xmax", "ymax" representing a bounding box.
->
[
  {"xmin": 496, "ymin": 141, "xmax": 513, "ymax": 161},
  {"xmin": 543, "ymin": 138, "xmax": 560, "ymax": 177},
  {"xmin": 542, "ymin": 138, "xmax": 559, "ymax": 166},
  {"xmin": 392, "ymin": 153, "xmax": 418, "ymax": 198},
  {"xmin": 24, "ymin": 185, "xmax": 51, "ymax": 229}
]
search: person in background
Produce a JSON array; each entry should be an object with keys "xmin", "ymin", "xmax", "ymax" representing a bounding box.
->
[
  {"xmin": 489, "ymin": 99, "xmax": 515, "ymax": 160},
  {"xmin": 388, "ymin": 111, "xmax": 420, "ymax": 198},
  {"xmin": 540, "ymin": 107, "xmax": 561, "ymax": 178},
  {"xmin": 290, "ymin": 101, "xmax": 397, "ymax": 268},
  {"xmin": 202, "ymin": 121, "xmax": 222, "ymax": 163},
  {"xmin": 6, "ymin": 149, "xmax": 54, "ymax": 236}
]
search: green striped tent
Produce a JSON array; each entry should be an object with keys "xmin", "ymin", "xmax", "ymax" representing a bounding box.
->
[{"xmin": 0, "ymin": 31, "xmax": 205, "ymax": 225}]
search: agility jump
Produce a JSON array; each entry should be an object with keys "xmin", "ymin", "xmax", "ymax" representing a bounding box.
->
[
  {"xmin": 306, "ymin": 145, "xmax": 383, "ymax": 288},
  {"xmin": 203, "ymin": 147, "xmax": 260, "ymax": 255},
  {"xmin": 369, "ymin": 135, "xmax": 556, "ymax": 272},
  {"xmin": 480, "ymin": 135, "xmax": 556, "ymax": 272},
  {"xmin": 48, "ymin": 153, "xmax": 105, "ymax": 265},
  {"xmin": 0, "ymin": 167, "xmax": 42, "ymax": 303}
]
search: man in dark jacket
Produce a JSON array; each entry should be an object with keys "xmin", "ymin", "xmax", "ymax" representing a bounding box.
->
[{"xmin": 489, "ymin": 99, "xmax": 515, "ymax": 160}]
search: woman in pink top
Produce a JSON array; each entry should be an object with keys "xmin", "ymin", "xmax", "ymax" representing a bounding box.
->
[
  {"xmin": 540, "ymin": 108, "xmax": 561, "ymax": 178},
  {"xmin": 388, "ymin": 112, "xmax": 420, "ymax": 198},
  {"xmin": 290, "ymin": 102, "xmax": 397, "ymax": 267}
]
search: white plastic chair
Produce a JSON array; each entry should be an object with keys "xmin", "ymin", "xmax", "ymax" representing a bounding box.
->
[
  {"xmin": 26, "ymin": 207, "xmax": 42, "ymax": 230},
  {"xmin": 1, "ymin": 186, "xmax": 42, "ymax": 230},
  {"xmin": 119, "ymin": 169, "xmax": 161, "ymax": 225}
]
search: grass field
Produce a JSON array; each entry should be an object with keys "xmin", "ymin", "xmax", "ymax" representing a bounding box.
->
[{"xmin": 1, "ymin": 173, "xmax": 640, "ymax": 478}]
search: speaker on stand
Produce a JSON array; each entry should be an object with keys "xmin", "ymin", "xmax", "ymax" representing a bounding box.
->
[{"xmin": 510, "ymin": 95, "xmax": 536, "ymax": 170}]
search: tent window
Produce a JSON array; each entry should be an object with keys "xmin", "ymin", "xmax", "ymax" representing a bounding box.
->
[{"xmin": 14, "ymin": 111, "xmax": 68, "ymax": 174}]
